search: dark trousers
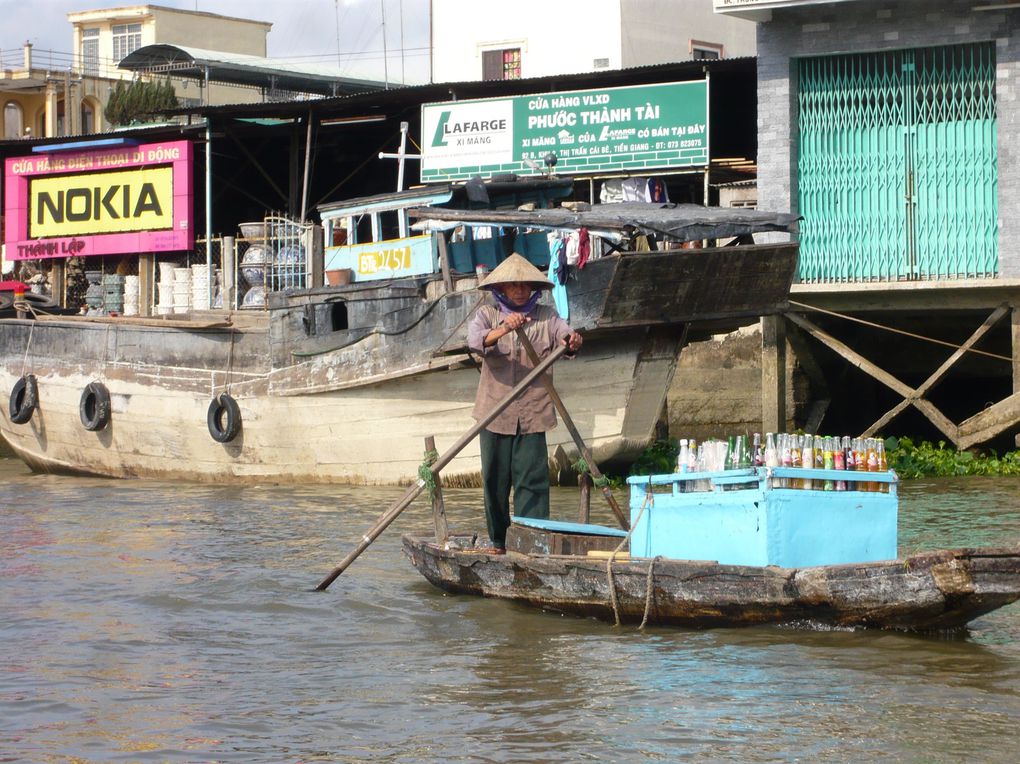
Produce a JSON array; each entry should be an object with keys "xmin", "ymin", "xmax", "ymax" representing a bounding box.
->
[{"xmin": 479, "ymin": 428, "xmax": 549, "ymax": 547}]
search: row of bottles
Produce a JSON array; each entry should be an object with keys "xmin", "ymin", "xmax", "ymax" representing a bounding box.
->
[{"xmin": 674, "ymin": 434, "xmax": 890, "ymax": 492}]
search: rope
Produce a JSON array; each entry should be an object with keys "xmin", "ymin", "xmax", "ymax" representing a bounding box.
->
[
  {"xmin": 20, "ymin": 322, "xmax": 35, "ymax": 379},
  {"xmin": 639, "ymin": 556, "xmax": 662, "ymax": 630},
  {"xmin": 606, "ymin": 478, "xmax": 653, "ymax": 627},
  {"xmin": 574, "ymin": 455, "xmax": 610, "ymax": 489},
  {"xmin": 418, "ymin": 448, "xmax": 439, "ymax": 502},
  {"xmin": 226, "ymin": 326, "xmax": 236, "ymax": 396},
  {"xmin": 789, "ymin": 299, "xmax": 1012, "ymax": 363}
]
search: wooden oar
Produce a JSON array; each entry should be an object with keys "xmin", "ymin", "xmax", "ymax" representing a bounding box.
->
[
  {"xmin": 515, "ymin": 328, "xmax": 630, "ymax": 530},
  {"xmin": 315, "ymin": 343, "xmax": 569, "ymax": 591}
]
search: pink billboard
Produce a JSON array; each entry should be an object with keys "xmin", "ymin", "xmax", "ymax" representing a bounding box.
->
[{"xmin": 4, "ymin": 139, "xmax": 193, "ymax": 260}]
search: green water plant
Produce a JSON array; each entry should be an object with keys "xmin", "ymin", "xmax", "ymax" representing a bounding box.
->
[{"xmin": 885, "ymin": 437, "xmax": 1020, "ymax": 479}]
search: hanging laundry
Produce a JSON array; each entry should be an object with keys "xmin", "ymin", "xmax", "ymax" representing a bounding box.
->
[
  {"xmin": 647, "ymin": 178, "xmax": 669, "ymax": 203},
  {"xmin": 577, "ymin": 228, "xmax": 591, "ymax": 269},
  {"xmin": 620, "ymin": 177, "xmax": 651, "ymax": 202},
  {"xmin": 600, "ymin": 179, "xmax": 625, "ymax": 204},
  {"xmin": 564, "ymin": 231, "xmax": 580, "ymax": 266},
  {"xmin": 547, "ymin": 237, "xmax": 569, "ymax": 319}
]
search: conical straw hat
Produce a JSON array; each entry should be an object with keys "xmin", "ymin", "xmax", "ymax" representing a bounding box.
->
[{"xmin": 479, "ymin": 253, "xmax": 553, "ymax": 291}]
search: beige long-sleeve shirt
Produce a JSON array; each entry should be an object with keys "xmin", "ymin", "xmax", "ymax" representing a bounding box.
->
[{"xmin": 466, "ymin": 302, "xmax": 574, "ymax": 435}]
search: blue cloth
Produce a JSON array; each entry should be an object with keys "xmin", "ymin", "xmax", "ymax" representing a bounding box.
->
[
  {"xmin": 548, "ymin": 238, "xmax": 569, "ymax": 319},
  {"xmin": 492, "ymin": 289, "xmax": 541, "ymax": 315}
]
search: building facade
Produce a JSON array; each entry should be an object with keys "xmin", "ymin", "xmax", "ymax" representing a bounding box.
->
[
  {"xmin": 2, "ymin": 4, "xmax": 272, "ymax": 141},
  {"xmin": 717, "ymin": 0, "xmax": 1019, "ymax": 280},
  {"xmin": 715, "ymin": 0, "xmax": 1020, "ymax": 451},
  {"xmin": 431, "ymin": 0, "xmax": 757, "ymax": 83}
]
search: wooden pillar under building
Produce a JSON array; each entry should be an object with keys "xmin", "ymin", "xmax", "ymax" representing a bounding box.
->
[
  {"xmin": 761, "ymin": 313, "xmax": 787, "ymax": 434},
  {"xmin": 138, "ymin": 254, "xmax": 155, "ymax": 317},
  {"xmin": 1013, "ymin": 305, "xmax": 1020, "ymax": 448}
]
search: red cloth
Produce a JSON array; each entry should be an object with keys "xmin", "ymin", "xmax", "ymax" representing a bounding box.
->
[
  {"xmin": 576, "ymin": 228, "xmax": 590, "ymax": 269},
  {"xmin": 0, "ymin": 280, "xmax": 29, "ymax": 292}
]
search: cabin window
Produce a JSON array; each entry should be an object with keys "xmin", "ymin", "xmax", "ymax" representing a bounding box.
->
[
  {"xmin": 690, "ymin": 40, "xmax": 723, "ymax": 60},
  {"xmin": 482, "ymin": 48, "xmax": 521, "ymax": 80},
  {"xmin": 112, "ymin": 23, "xmax": 143, "ymax": 61},
  {"xmin": 331, "ymin": 302, "xmax": 348, "ymax": 332},
  {"xmin": 378, "ymin": 210, "xmax": 402, "ymax": 241},
  {"xmin": 353, "ymin": 214, "xmax": 372, "ymax": 245},
  {"xmin": 331, "ymin": 222, "xmax": 348, "ymax": 247}
]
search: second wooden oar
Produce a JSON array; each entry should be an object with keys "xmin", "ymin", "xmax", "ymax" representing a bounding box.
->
[
  {"xmin": 515, "ymin": 327, "xmax": 630, "ymax": 530},
  {"xmin": 315, "ymin": 343, "xmax": 569, "ymax": 591}
]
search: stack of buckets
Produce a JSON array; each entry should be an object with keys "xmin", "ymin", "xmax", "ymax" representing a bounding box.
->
[
  {"xmin": 102, "ymin": 274, "xmax": 125, "ymax": 315},
  {"xmin": 157, "ymin": 262, "xmax": 176, "ymax": 315},
  {"xmin": 123, "ymin": 275, "xmax": 139, "ymax": 316},
  {"xmin": 172, "ymin": 267, "xmax": 191, "ymax": 314},
  {"xmin": 191, "ymin": 264, "xmax": 211, "ymax": 311}
]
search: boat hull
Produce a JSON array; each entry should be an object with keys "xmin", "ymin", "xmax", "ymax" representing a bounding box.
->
[
  {"xmin": 401, "ymin": 534, "xmax": 1020, "ymax": 631},
  {"xmin": 0, "ymin": 320, "xmax": 677, "ymax": 485},
  {"xmin": 0, "ymin": 243, "xmax": 798, "ymax": 484}
]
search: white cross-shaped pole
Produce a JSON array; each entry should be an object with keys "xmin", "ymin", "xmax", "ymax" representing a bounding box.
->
[{"xmin": 378, "ymin": 121, "xmax": 421, "ymax": 193}]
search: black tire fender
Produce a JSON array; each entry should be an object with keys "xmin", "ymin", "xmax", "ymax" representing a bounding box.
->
[
  {"xmin": 79, "ymin": 382, "xmax": 111, "ymax": 431},
  {"xmin": 9, "ymin": 374, "xmax": 38, "ymax": 425},
  {"xmin": 207, "ymin": 393, "xmax": 242, "ymax": 443}
]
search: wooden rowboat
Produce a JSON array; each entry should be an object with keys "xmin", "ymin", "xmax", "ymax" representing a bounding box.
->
[{"xmin": 401, "ymin": 528, "xmax": 1020, "ymax": 631}]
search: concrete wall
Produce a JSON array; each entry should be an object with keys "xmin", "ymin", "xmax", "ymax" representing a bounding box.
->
[
  {"xmin": 149, "ymin": 7, "xmax": 270, "ymax": 56},
  {"xmin": 667, "ymin": 326, "xmax": 804, "ymax": 442},
  {"xmin": 431, "ymin": 0, "xmax": 623, "ymax": 82},
  {"xmin": 621, "ymin": 0, "xmax": 756, "ymax": 67},
  {"xmin": 755, "ymin": 0, "xmax": 1020, "ymax": 276},
  {"xmin": 431, "ymin": 0, "xmax": 756, "ymax": 83}
]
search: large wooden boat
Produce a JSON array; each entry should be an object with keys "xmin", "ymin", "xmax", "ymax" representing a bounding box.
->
[{"xmin": 0, "ymin": 194, "xmax": 798, "ymax": 485}]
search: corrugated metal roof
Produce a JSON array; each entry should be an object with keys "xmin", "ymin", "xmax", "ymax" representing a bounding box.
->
[
  {"xmin": 119, "ymin": 44, "xmax": 384, "ymax": 97},
  {"xmin": 160, "ymin": 57, "xmax": 756, "ymax": 119}
]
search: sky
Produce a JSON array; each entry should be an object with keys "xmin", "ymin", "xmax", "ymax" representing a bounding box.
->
[{"xmin": 0, "ymin": 0, "xmax": 431, "ymax": 84}]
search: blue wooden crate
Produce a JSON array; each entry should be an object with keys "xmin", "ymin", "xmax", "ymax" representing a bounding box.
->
[{"xmin": 626, "ymin": 467, "xmax": 898, "ymax": 567}]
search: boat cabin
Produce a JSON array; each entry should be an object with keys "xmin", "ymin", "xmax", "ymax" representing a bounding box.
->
[{"xmin": 316, "ymin": 177, "xmax": 574, "ymax": 285}]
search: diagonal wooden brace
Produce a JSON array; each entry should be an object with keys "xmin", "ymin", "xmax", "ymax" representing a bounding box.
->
[{"xmin": 784, "ymin": 311, "xmax": 960, "ymax": 445}]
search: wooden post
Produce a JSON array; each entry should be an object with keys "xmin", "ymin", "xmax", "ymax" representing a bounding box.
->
[
  {"xmin": 315, "ymin": 344, "xmax": 569, "ymax": 590},
  {"xmin": 1014, "ymin": 305, "xmax": 1020, "ymax": 448},
  {"xmin": 437, "ymin": 233, "xmax": 454, "ymax": 294},
  {"xmin": 578, "ymin": 473, "xmax": 592, "ymax": 524},
  {"xmin": 425, "ymin": 435, "xmax": 449, "ymax": 543},
  {"xmin": 138, "ymin": 253, "xmax": 155, "ymax": 317},
  {"xmin": 49, "ymin": 260, "xmax": 65, "ymax": 309},
  {"xmin": 761, "ymin": 313, "xmax": 787, "ymax": 434}
]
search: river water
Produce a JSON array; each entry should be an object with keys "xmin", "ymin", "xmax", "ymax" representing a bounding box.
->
[{"xmin": 3, "ymin": 456, "xmax": 1020, "ymax": 763}]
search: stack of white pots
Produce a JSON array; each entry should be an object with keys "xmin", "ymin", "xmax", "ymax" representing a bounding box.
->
[
  {"xmin": 157, "ymin": 262, "xmax": 175, "ymax": 315},
  {"xmin": 123, "ymin": 275, "xmax": 139, "ymax": 316},
  {"xmin": 172, "ymin": 267, "xmax": 191, "ymax": 314},
  {"xmin": 191, "ymin": 263, "xmax": 211, "ymax": 311}
]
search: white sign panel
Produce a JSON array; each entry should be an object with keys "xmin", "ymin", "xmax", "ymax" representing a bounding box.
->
[{"xmin": 421, "ymin": 99, "xmax": 515, "ymax": 173}]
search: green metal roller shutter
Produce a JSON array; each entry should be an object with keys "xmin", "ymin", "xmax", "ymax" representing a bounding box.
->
[{"xmin": 797, "ymin": 43, "xmax": 997, "ymax": 282}]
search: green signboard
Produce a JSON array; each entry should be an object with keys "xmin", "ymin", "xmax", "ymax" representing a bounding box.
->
[{"xmin": 420, "ymin": 80, "xmax": 708, "ymax": 182}]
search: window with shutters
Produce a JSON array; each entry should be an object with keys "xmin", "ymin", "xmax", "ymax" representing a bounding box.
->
[{"xmin": 482, "ymin": 48, "xmax": 521, "ymax": 80}]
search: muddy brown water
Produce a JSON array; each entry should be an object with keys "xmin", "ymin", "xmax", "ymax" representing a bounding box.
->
[{"xmin": 3, "ymin": 457, "xmax": 1019, "ymax": 762}]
